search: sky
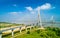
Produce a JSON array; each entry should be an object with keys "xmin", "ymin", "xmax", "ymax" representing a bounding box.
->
[{"xmin": 0, "ymin": 0, "xmax": 60, "ymax": 24}]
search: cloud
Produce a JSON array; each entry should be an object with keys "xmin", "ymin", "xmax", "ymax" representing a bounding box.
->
[
  {"xmin": 35, "ymin": 3, "xmax": 52, "ymax": 11},
  {"xmin": 9, "ymin": 12, "xmax": 18, "ymax": 15},
  {"xmin": 25, "ymin": 7, "xmax": 35, "ymax": 14},
  {"xmin": 8, "ymin": 12, "xmax": 22, "ymax": 16},
  {"xmin": 36, "ymin": 3, "xmax": 55, "ymax": 10},
  {"xmin": 40, "ymin": 3, "xmax": 51, "ymax": 9},
  {"xmin": 26, "ymin": 3, "xmax": 55, "ymax": 14},
  {"xmin": 25, "ymin": 7, "xmax": 33, "ymax": 11},
  {"xmin": 6, "ymin": 3, "xmax": 55, "ymax": 24}
]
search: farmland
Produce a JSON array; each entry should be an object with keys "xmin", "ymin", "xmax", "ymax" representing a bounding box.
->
[{"xmin": 0, "ymin": 22, "xmax": 23, "ymax": 28}]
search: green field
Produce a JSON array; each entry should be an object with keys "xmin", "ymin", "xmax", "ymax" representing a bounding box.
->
[
  {"xmin": 3, "ymin": 27, "xmax": 60, "ymax": 38},
  {"xmin": 15, "ymin": 27, "xmax": 60, "ymax": 38},
  {"xmin": 0, "ymin": 22, "xmax": 24, "ymax": 28}
]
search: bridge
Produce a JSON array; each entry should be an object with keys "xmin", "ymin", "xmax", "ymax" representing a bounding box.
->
[{"xmin": 0, "ymin": 25, "xmax": 35, "ymax": 38}]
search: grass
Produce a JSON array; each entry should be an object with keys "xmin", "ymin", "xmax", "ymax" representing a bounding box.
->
[{"xmin": 15, "ymin": 27, "xmax": 60, "ymax": 38}]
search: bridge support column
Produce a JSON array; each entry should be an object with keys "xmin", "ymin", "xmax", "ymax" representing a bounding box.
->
[
  {"xmin": 0, "ymin": 32, "xmax": 2, "ymax": 38},
  {"xmin": 30, "ymin": 27, "xmax": 31, "ymax": 31},
  {"xmin": 26, "ymin": 28, "xmax": 27, "ymax": 32},
  {"xmin": 11, "ymin": 29, "xmax": 14, "ymax": 38},
  {"xmin": 25, "ymin": 26, "xmax": 27, "ymax": 32},
  {"xmin": 19, "ymin": 27, "xmax": 21, "ymax": 33}
]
